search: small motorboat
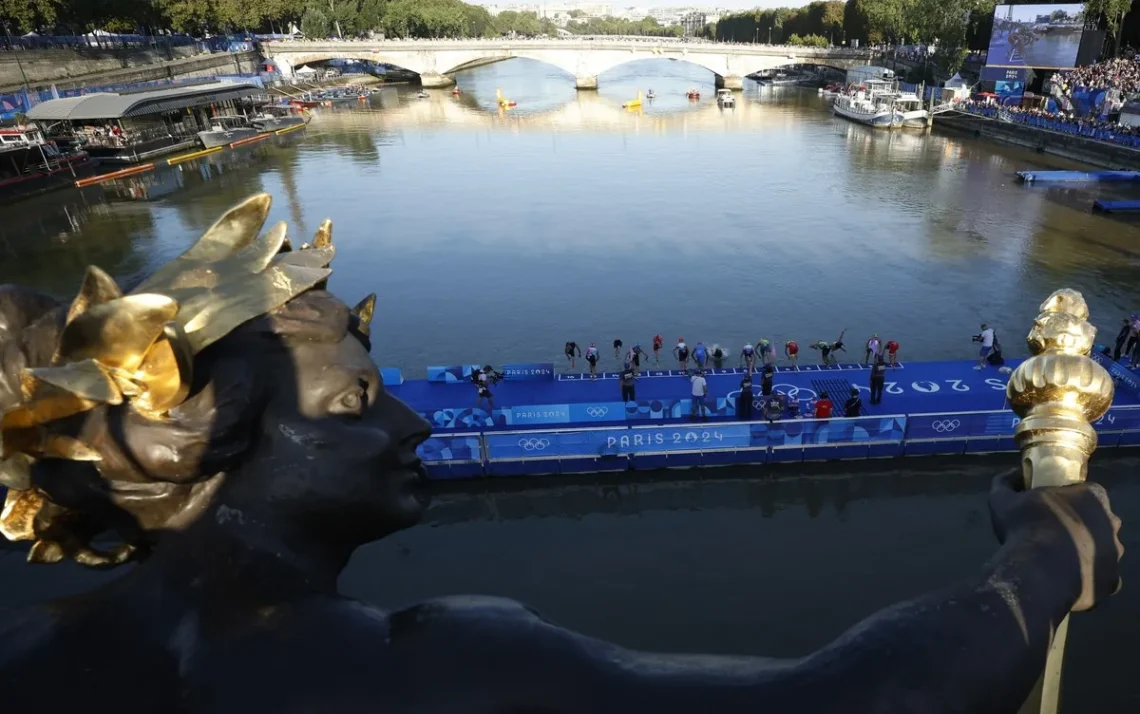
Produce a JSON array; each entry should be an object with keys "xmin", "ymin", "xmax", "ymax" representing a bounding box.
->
[
  {"xmin": 197, "ymin": 115, "xmax": 259, "ymax": 149},
  {"xmin": 686, "ymin": 89, "xmax": 700, "ymax": 100},
  {"xmin": 496, "ymin": 88, "xmax": 516, "ymax": 108},
  {"xmin": 716, "ymin": 88, "xmax": 736, "ymax": 108},
  {"xmin": 646, "ymin": 89, "xmax": 655, "ymax": 100},
  {"xmin": 416, "ymin": 90, "xmax": 430, "ymax": 99},
  {"xmin": 452, "ymin": 87, "xmax": 463, "ymax": 96}
]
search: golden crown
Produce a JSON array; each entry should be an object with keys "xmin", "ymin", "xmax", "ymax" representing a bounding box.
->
[{"xmin": 0, "ymin": 194, "xmax": 376, "ymax": 544}]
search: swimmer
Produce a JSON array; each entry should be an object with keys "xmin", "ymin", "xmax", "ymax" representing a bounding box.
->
[
  {"xmin": 673, "ymin": 337, "xmax": 690, "ymax": 372},
  {"xmin": 811, "ymin": 330, "xmax": 847, "ymax": 366},
  {"xmin": 585, "ymin": 342, "xmax": 600, "ymax": 380},
  {"xmin": 710, "ymin": 343, "xmax": 728, "ymax": 368},
  {"xmin": 613, "ymin": 338, "xmax": 623, "ymax": 360},
  {"xmin": 758, "ymin": 338, "xmax": 773, "ymax": 366},
  {"xmin": 652, "ymin": 334, "xmax": 664, "ymax": 364},
  {"xmin": 864, "ymin": 334, "xmax": 882, "ymax": 365},
  {"xmin": 564, "ymin": 340, "xmax": 581, "ymax": 370},
  {"xmin": 885, "ymin": 338, "xmax": 900, "ymax": 367},
  {"xmin": 627, "ymin": 344, "xmax": 647, "ymax": 375},
  {"xmin": 693, "ymin": 341, "xmax": 708, "ymax": 371},
  {"xmin": 740, "ymin": 342, "xmax": 756, "ymax": 372},
  {"xmin": 784, "ymin": 339, "xmax": 799, "ymax": 365}
]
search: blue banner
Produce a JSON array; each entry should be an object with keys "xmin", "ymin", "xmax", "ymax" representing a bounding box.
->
[
  {"xmin": 753, "ymin": 416, "xmax": 907, "ymax": 446},
  {"xmin": 1094, "ymin": 406, "xmax": 1140, "ymax": 432},
  {"xmin": 380, "ymin": 367, "xmax": 403, "ymax": 386},
  {"xmin": 427, "ymin": 365, "xmax": 478, "ymax": 384},
  {"xmin": 906, "ymin": 411, "xmax": 1014, "ymax": 440},
  {"xmin": 486, "ymin": 429, "xmax": 630, "ymax": 460},
  {"xmin": 418, "ymin": 434, "xmax": 482, "ymax": 462},
  {"xmin": 623, "ymin": 424, "xmax": 754, "ymax": 453},
  {"xmin": 501, "ymin": 362, "xmax": 554, "ymax": 382}
]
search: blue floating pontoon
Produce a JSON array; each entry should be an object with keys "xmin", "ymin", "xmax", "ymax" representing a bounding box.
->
[
  {"xmin": 1017, "ymin": 170, "xmax": 1140, "ymax": 184},
  {"xmin": 1093, "ymin": 199, "xmax": 1140, "ymax": 213},
  {"xmin": 389, "ymin": 357, "xmax": 1140, "ymax": 479}
]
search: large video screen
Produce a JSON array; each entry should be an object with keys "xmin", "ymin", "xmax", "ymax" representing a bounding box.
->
[{"xmin": 987, "ymin": 4, "xmax": 1086, "ymax": 69}]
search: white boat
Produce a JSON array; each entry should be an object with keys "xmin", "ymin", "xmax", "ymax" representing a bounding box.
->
[
  {"xmin": 250, "ymin": 106, "xmax": 310, "ymax": 132},
  {"xmin": 197, "ymin": 116, "xmax": 260, "ymax": 148},
  {"xmin": 716, "ymin": 88, "xmax": 736, "ymax": 108},
  {"xmin": 832, "ymin": 80, "xmax": 929, "ymax": 129}
]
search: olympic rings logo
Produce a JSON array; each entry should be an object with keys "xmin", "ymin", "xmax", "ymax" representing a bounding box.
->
[
  {"xmin": 586, "ymin": 407, "xmax": 609, "ymax": 417},
  {"xmin": 773, "ymin": 384, "xmax": 817, "ymax": 401},
  {"xmin": 931, "ymin": 419, "xmax": 961, "ymax": 433},
  {"xmin": 517, "ymin": 438, "xmax": 550, "ymax": 451}
]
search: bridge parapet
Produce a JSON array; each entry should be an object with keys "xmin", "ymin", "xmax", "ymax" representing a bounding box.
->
[{"xmin": 264, "ymin": 39, "xmax": 878, "ymax": 91}]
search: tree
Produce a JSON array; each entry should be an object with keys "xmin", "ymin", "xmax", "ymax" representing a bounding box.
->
[
  {"xmin": 0, "ymin": 0, "xmax": 63, "ymax": 33},
  {"xmin": 301, "ymin": 4, "xmax": 330, "ymax": 37}
]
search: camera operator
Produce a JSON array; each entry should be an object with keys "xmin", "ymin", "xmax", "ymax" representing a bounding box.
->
[
  {"xmin": 474, "ymin": 365, "xmax": 504, "ymax": 410},
  {"xmin": 972, "ymin": 323, "xmax": 995, "ymax": 370}
]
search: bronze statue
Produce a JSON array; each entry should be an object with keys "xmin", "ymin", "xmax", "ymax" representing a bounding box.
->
[{"xmin": 0, "ymin": 196, "xmax": 1124, "ymax": 713}]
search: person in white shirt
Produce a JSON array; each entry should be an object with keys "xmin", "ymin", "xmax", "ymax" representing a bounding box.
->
[
  {"xmin": 864, "ymin": 334, "xmax": 882, "ymax": 364},
  {"xmin": 690, "ymin": 370, "xmax": 709, "ymax": 420},
  {"xmin": 975, "ymin": 323, "xmax": 995, "ymax": 370}
]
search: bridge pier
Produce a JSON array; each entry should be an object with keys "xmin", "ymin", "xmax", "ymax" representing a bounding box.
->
[
  {"xmin": 575, "ymin": 75, "xmax": 598, "ymax": 90},
  {"xmin": 419, "ymin": 73, "xmax": 455, "ymax": 88},
  {"xmin": 715, "ymin": 75, "xmax": 744, "ymax": 91}
]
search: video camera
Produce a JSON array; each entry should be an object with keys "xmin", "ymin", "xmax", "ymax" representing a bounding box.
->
[{"xmin": 472, "ymin": 365, "xmax": 505, "ymax": 386}]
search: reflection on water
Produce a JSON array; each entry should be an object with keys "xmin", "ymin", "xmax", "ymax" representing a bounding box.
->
[{"xmin": 0, "ymin": 59, "xmax": 1138, "ymax": 376}]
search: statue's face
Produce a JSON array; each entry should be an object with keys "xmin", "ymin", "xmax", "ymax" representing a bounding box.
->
[{"xmin": 243, "ymin": 332, "xmax": 433, "ymax": 544}]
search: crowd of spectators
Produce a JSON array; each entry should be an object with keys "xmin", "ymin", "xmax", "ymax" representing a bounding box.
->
[
  {"xmin": 961, "ymin": 100, "xmax": 1140, "ymax": 149},
  {"xmin": 1053, "ymin": 56, "xmax": 1140, "ymax": 97}
]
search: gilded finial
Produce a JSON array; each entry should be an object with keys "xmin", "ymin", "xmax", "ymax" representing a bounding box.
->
[{"xmin": 1006, "ymin": 289, "xmax": 1114, "ymax": 488}]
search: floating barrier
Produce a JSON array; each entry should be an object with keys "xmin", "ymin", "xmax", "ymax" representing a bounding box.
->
[
  {"xmin": 166, "ymin": 146, "xmax": 222, "ymax": 165},
  {"xmin": 229, "ymin": 132, "xmax": 272, "ymax": 149},
  {"xmin": 1017, "ymin": 170, "xmax": 1140, "ymax": 184},
  {"xmin": 1093, "ymin": 199, "xmax": 1140, "ymax": 213},
  {"xmin": 74, "ymin": 163, "xmax": 154, "ymax": 188},
  {"xmin": 275, "ymin": 123, "xmax": 306, "ymax": 136}
]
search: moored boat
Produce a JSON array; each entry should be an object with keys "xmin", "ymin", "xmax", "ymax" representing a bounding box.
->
[
  {"xmin": 832, "ymin": 80, "xmax": 904, "ymax": 129},
  {"xmin": 197, "ymin": 116, "xmax": 260, "ymax": 148},
  {"xmin": 249, "ymin": 106, "xmax": 310, "ymax": 133},
  {"xmin": 716, "ymin": 88, "xmax": 736, "ymax": 108}
]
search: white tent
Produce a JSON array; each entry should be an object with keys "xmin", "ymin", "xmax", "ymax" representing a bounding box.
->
[
  {"xmin": 943, "ymin": 73, "xmax": 971, "ymax": 102},
  {"xmin": 295, "ymin": 65, "xmax": 318, "ymax": 76}
]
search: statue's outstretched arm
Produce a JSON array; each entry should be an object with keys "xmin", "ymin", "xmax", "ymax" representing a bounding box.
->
[{"xmin": 407, "ymin": 473, "xmax": 1120, "ymax": 714}]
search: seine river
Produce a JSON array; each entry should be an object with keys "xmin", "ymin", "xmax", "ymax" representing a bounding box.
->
[{"xmin": 1, "ymin": 59, "xmax": 1139, "ymax": 708}]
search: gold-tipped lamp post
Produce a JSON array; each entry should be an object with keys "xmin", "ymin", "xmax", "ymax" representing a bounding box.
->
[{"xmin": 1007, "ymin": 289, "xmax": 1114, "ymax": 714}]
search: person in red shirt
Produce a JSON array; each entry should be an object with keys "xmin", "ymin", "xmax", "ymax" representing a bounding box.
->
[
  {"xmin": 885, "ymin": 339, "xmax": 900, "ymax": 367},
  {"xmin": 652, "ymin": 334, "xmax": 664, "ymax": 364},
  {"xmin": 814, "ymin": 391, "xmax": 833, "ymax": 419},
  {"xmin": 784, "ymin": 339, "xmax": 798, "ymax": 365}
]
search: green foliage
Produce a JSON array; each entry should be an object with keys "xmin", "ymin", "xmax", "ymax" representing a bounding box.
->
[
  {"xmin": 566, "ymin": 15, "xmax": 682, "ymax": 37},
  {"xmin": 788, "ymin": 33, "xmax": 830, "ymax": 47},
  {"xmin": 715, "ymin": 2, "xmax": 844, "ymax": 44}
]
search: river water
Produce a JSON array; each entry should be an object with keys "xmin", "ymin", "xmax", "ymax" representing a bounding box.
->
[{"xmin": 2, "ymin": 59, "xmax": 1140, "ymax": 708}]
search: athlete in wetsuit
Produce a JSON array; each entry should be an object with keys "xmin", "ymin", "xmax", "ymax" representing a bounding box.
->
[
  {"xmin": 564, "ymin": 341, "xmax": 581, "ymax": 370},
  {"xmin": 758, "ymin": 338, "xmax": 772, "ymax": 365},
  {"xmin": 711, "ymin": 344, "xmax": 728, "ymax": 368},
  {"xmin": 674, "ymin": 338, "xmax": 690, "ymax": 371},
  {"xmin": 784, "ymin": 339, "xmax": 798, "ymax": 365},
  {"xmin": 693, "ymin": 341, "xmax": 708, "ymax": 371},
  {"xmin": 885, "ymin": 339, "xmax": 900, "ymax": 367},
  {"xmin": 740, "ymin": 342, "xmax": 756, "ymax": 372},
  {"xmin": 864, "ymin": 334, "xmax": 881, "ymax": 365},
  {"xmin": 613, "ymin": 338, "xmax": 623, "ymax": 360},
  {"xmin": 627, "ymin": 344, "xmax": 646, "ymax": 375},
  {"xmin": 652, "ymin": 334, "xmax": 664, "ymax": 364},
  {"xmin": 585, "ymin": 343, "xmax": 600, "ymax": 380}
]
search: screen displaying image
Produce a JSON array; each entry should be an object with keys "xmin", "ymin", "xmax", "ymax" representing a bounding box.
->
[
  {"xmin": 994, "ymin": 80, "xmax": 1027, "ymax": 104},
  {"xmin": 987, "ymin": 4, "xmax": 1085, "ymax": 69}
]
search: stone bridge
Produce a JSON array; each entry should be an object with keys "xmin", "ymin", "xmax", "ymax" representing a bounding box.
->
[{"xmin": 262, "ymin": 39, "xmax": 877, "ymax": 90}]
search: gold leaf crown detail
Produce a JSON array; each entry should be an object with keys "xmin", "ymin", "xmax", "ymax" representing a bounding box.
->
[{"xmin": 0, "ymin": 193, "xmax": 376, "ymax": 464}]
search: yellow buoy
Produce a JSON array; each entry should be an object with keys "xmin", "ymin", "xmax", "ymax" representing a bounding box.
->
[
  {"xmin": 496, "ymin": 88, "xmax": 516, "ymax": 108},
  {"xmin": 622, "ymin": 91, "xmax": 643, "ymax": 110}
]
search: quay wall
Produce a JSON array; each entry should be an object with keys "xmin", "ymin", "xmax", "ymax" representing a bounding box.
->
[
  {"xmin": 934, "ymin": 113, "xmax": 1140, "ymax": 170},
  {"xmin": 0, "ymin": 48, "xmax": 260, "ymax": 93}
]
